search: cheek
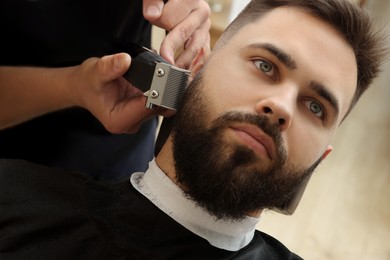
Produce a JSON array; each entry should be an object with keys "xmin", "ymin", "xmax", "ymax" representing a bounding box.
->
[
  {"xmin": 285, "ymin": 123, "xmax": 331, "ymax": 168},
  {"xmin": 202, "ymin": 68, "xmax": 257, "ymax": 114}
]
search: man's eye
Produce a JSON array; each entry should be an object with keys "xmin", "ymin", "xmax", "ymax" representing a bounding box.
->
[
  {"xmin": 254, "ymin": 60, "xmax": 275, "ymax": 78},
  {"xmin": 303, "ymin": 100, "xmax": 324, "ymax": 118}
]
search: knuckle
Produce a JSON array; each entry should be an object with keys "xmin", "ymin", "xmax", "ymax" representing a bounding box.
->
[
  {"xmin": 205, "ymin": 17, "xmax": 212, "ymax": 28},
  {"xmin": 103, "ymin": 123, "xmax": 118, "ymax": 134},
  {"xmin": 200, "ymin": 0, "xmax": 211, "ymax": 17},
  {"xmin": 164, "ymin": 16, "xmax": 176, "ymax": 31},
  {"xmin": 178, "ymin": 26, "xmax": 192, "ymax": 42},
  {"xmin": 106, "ymin": 123, "xmax": 127, "ymax": 134}
]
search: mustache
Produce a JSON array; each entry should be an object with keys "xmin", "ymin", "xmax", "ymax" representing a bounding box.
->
[{"xmin": 212, "ymin": 111, "xmax": 285, "ymax": 157}]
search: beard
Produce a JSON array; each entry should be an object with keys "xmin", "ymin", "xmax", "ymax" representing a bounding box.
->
[{"xmin": 171, "ymin": 72, "xmax": 321, "ymax": 220}]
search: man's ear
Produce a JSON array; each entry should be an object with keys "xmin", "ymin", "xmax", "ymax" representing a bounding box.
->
[
  {"xmin": 321, "ymin": 145, "xmax": 333, "ymax": 161},
  {"xmin": 188, "ymin": 47, "xmax": 209, "ymax": 81}
]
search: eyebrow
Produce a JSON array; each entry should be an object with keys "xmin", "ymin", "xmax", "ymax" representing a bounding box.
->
[
  {"xmin": 246, "ymin": 42, "xmax": 340, "ymax": 118},
  {"xmin": 247, "ymin": 43, "xmax": 297, "ymax": 70},
  {"xmin": 309, "ymin": 81, "xmax": 340, "ymax": 118}
]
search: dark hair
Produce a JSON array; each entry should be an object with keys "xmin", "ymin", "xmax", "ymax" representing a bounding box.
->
[{"xmin": 215, "ymin": 0, "xmax": 387, "ymax": 116}]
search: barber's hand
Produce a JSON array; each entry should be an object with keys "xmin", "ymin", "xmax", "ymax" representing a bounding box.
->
[
  {"xmin": 143, "ymin": 0, "xmax": 211, "ymax": 69},
  {"xmin": 71, "ymin": 53, "xmax": 172, "ymax": 134}
]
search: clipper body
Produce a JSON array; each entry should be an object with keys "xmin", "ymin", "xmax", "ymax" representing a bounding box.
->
[{"xmin": 123, "ymin": 43, "xmax": 190, "ymax": 110}]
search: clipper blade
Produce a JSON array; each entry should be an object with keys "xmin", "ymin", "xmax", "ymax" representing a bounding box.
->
[{"xmin": 145, "ymin": 63, "xmax": 190, "ymax": 110}]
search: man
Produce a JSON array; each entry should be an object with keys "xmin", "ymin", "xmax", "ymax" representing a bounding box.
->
[{"xmin": 0, "ymin": 0, "xmax": 385, "ymax": 259}]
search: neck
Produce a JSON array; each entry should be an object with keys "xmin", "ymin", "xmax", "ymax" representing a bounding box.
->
[
  {"xmin": 155, "ymin": 135, "xmax": 263, "ymax": 218},
  {"xmin": 155, "ymin": 136, "xmax": 178, "ymax": 184}
]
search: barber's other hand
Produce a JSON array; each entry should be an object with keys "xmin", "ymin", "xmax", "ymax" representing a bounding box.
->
[
  {"xmin": 143, "ymin": 0, "xmax": 211, "ymax": 69},
  {"xmin": 71, "ymin": 53, "xmax": 172, "ymax": 134}
]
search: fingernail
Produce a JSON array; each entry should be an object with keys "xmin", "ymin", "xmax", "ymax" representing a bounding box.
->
[
  {"xmin": 160, "ymin": 50, "xmax": 174, "ymax": 65},
  {"xmin": 145, "ymin": 5, "xmax": 161, "ymax": 18}
]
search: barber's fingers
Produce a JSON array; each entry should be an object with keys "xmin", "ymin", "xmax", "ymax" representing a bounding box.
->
[
  {"xmin": 87, "ymin": 54, "xmax": 146, "ymax": 133},
  {"xmin": 161, "ymin": 0, "xmax": 210, "ymax": 65},
  {"xmin": 143, "ymin": 0, "xmax": 211, "ymax": 66},
  {"xmin": 147, "ymin": 0, "xmax": 210, "ymax": 30},
  {"xmin": 105, "ymin": 94, "xmax": 156, "ymax": 134},
  {"xmin": 104, "ymin": 90, "xmax": 177, "ymax": 134},
  {"xmin": 167, "ymin": 18, "xmax": 211, "ymax": 68},
  {"xmin": 143, "ymin": 0, "xmax": 164, "ymax": 20},
  {"xmin": 95, "ymin": 53, "xmax": 146, "ymax": 101},
  {"xmin": 96, "ymin": 53, "xmax": 131, "ymax": 82},
  {"xmin": 94, "ymin": 53, "xmax": 176, "ymax": 134}
]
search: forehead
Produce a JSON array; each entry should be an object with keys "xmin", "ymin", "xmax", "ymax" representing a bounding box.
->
[{"xmin": 212, "ymin": 6, "xmax": 357, "ymax": 122}]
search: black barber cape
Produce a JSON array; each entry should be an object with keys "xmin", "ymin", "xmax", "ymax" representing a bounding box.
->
[{"xmin": 0, "ymin": 159, "xmax": 303, "ymax": 260}]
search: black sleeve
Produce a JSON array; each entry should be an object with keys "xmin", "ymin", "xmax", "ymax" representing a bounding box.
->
[{"xmin": 0, "ymin": 0, "xmax": 151, "ymax": 67}]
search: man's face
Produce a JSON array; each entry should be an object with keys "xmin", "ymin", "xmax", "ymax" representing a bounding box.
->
[{"xmin": 172, "ymin": 7, "xmax": 357, "ymax": 220}]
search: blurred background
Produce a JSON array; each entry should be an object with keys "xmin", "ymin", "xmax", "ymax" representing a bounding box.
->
[{"xmin": 153, "ymin": 0, "xmax": 390, "ymax": 259}]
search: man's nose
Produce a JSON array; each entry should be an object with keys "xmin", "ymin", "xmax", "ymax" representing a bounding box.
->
[{"xmin": 254, "ymin": 88, "xmax": 295, "ymax": 132}]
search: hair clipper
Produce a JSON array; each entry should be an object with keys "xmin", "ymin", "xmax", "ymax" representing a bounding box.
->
[{"xmin": 123, "ymin": 43, "xmax": 190, "ymax": 110}]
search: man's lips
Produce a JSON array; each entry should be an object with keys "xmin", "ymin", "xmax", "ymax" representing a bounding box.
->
[{"xmin": 229, "ymin": 124, "xmax": 275, "ymax": 160}]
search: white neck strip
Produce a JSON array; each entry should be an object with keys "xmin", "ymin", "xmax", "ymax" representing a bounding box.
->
[{"xmin": 130, "ymin": 159, "xmax": 260, "ymax": 251}]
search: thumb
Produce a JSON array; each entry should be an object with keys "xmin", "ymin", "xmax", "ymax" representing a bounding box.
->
[
  {"xmin": 98, "ymin": 53, "xmax": 131, "ymax": 82},
  {"xmin": 143, "ymin": 0, "xmax": 164, "ymax": 21}
]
